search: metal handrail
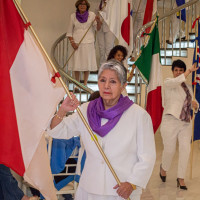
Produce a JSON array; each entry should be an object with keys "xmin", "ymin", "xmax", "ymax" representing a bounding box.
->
[
  {"xmin": 51, "ymin": 0, "xmax": 199, "ymax": 104},
  {"xmin": 51, "ymin": 33, "xmax": 94, "ymax": 95},
  {"xmin": 136, "ymin": 0, "xmax": 199, "ymax": 40}
]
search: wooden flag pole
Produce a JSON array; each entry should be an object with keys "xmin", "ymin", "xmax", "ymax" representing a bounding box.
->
[
  {"xmin": 13, "ymin": 0, "xmax": 131, "ymax": 199},
  {"xmin": 128, "ymin": 17, "xmax": 158, "ymax": 83},
  {"xmin": 190, "ymin": 21, "xmax": 198, "ymax": 179}
]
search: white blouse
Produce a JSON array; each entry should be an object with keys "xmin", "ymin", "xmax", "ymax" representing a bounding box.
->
[{"xmin": 67, "ymin": 11, "xmax": 97, "ymax": 44}]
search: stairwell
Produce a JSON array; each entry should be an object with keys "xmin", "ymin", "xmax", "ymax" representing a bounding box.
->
[{"xmin": 51, "ymin": 0, "xmax": 199, "ymax": 106}]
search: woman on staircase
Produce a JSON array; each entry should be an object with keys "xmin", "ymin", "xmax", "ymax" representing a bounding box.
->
[{"xmin": 67, "ymin": 0, "xmax": 101, "ymax": 88}]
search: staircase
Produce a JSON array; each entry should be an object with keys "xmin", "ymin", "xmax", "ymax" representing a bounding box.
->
[
  {"xmin": 51, "ymin": 34, "xmax": 143, "ymax": 104},
  {"xmin": 51, "ymin": 0, "xmax": 200, "ymax": 106},
  {"xmin": 160, "ymin": 33, "xmax": 196, "ymax": 66}
]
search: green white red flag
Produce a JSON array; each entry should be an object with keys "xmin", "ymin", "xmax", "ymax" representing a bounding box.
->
[{"xmin": 135, "ymin": 20, "xmax": 163, "ymax": 133}]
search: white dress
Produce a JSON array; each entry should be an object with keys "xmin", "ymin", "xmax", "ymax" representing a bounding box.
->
[
  {"xmin": 67, "ymin": 11, "xmax": 98, "ymax": 72},
  {"xmin": 47, "ymin": 103, "xmax": 156, "ymax": 199}
]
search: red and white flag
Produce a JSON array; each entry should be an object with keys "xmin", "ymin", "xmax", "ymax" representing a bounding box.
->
[
  {"xmin": 99, "ymin": 0, "xmax": 133, "ymax": 57},
  {"xmin": 0, "ymin": 1, "xmax": 65, "ymax": 199},
  {"xmin": 142, "ymin": 0, "xmax": 157, "ymax": 27}
]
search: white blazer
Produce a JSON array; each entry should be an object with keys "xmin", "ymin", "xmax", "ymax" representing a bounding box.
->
[
  {"xmin": 162, "ymin": 74, "xmax": 195, "ymax": 119},
  {"xmin": 66, "ymin": 11, "xmax": 96, "ymax": 44},
  {"xmin": 48, "ymin": 103, "xmax": 156, "ymax": 196}
]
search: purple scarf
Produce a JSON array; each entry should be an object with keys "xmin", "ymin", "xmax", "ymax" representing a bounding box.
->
[
  {"xmin": 87, "ymin": 95, "xmax": 133, "ymax": 137},
  {"xmin": 76, "ymin": 11, "xmax": 89, "ymax": 23}
]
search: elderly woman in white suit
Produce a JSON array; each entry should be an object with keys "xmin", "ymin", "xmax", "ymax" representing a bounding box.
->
[
  {"xmin": 48, "ymin": 60, "xmax": 156, "ymax": 200},
  {"xmin": 160, "ymin": 59, "xmax": 199, "ymax": 190}
]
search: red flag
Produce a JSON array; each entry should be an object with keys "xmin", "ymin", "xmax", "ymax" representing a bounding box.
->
[{"xmin": 0, "ymin": 0, "xmax": 65, "ymax": 199}]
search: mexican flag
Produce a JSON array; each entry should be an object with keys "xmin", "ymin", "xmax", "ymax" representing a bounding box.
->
[{"xmin": 135, "ymin": 20, "xmax": 163, "ymax": 133}]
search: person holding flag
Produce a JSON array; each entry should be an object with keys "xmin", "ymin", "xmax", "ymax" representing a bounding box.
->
[
  {"xmin": 48, "ymin": 60, "xmax": 156, "ymax": 200},
  {"xmin": 96, "ymin": 0, "xmax": 116, "ymax": 65},
  {"xmin": 167, "ymin": 0, "xmax": 188, "ymax": 44},
  {"xmin": 160, "ymin": 60, "xmax": 199, "ymax": 190}
]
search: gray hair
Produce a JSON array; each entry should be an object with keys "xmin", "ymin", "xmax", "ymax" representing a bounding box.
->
[{"xmin": 98, "ymin": 59, "xmax": 127, "ymax": 85}]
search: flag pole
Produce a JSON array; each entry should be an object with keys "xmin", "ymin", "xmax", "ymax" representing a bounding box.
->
[
  {"xmin": 128, "ymin": 17, "xmax": 158, "ymax": 83},
  {"xmin": 13, "ymin": 0, "xmax": 131, "ymax": 198},
  {"xmin": 190, "ymin": 20, "xmax": 198, "ymax": 179},
  {"xmin": 127, "ymin": 0, "xmax": 142, "ymax": 82}
]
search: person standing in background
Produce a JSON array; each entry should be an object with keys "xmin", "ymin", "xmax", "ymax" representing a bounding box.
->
[
  {"xmin": 160, "ymin": 60, "xmax": 199, "ymax": 190},
  {"xmin": 67, "ymin": 0, "xmax": 101, "ymax": 88},
  {"xmin": 131, "ymin": 0, "xmax": 147, "ymax": 60},
  {"xmin": 167, "ymin": 0, "xmax": 188, "ymax": 44},
  {"xmin": 96, "ymin": 0, "xmax": 116, "ymax": 66}
]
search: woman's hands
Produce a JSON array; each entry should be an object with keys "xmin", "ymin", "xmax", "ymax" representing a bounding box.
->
[
  {"xmin": 50, "ymin": 93, "xmax": 79, "ymax": 129},
  {"xmin": 192, "ymin": 100, "xmax": 199, "ymax": 111},
  {"xmin": 189, "ymin": 63, "xmax": 199, "ymax": 72},
  {"xmin": 113, "ymin": 182, "xmax": 135, "ymax": 199},
  {"xmin": 68, "ymin": 37, "xmax": 78, "ymax": 50},
  {"xmin": 184, "ymin": 63, "xmax": 199, "ymax": 78},
  {"xmin": 95, "ymin": 15, "xmax": 101, "ymax": 23},
  {"xmin": 71, "ymin": 42, "xmax": 78, "ymax": 50},
  {"xmin": 60, "ymin": 92, "xmax": 79, "ymax": 113},
  {"xmin": 95, "ymin": 15, "xmax": 102, "ymax": 31}
]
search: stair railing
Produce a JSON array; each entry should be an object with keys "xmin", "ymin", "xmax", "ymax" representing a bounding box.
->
[
  {"xmin": 135, "ymin": 0, "xmax": 199, "ymax": 65},
  {"xmin": 51, "ymin": 33, "xmax": 94, "ymax": 103},
  {"xmin": 134, "ymin": 0, "xmax": 199, "ymax": 105}
]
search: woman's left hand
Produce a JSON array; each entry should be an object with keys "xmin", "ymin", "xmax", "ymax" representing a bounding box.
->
[
  {"xmin": 192, "ymin": 100, "xmax": 198, "ymax": 110},
  {"xmin": 95, "ymin": 15, "xmax": 101, "ymax": 23},
  {"xmin": 113, "ymin": 182, "xmax": 134, "ymax": 199}
]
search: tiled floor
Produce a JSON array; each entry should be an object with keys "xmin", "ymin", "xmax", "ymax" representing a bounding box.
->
[{"xmin": 141, "ymin": 132, "xmax": 200, "ymax": 200}]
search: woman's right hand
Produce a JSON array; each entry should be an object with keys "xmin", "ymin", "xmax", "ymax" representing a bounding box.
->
[
  {"xmin": 71, "ymin": 42, "xmax": 78, "ymax": 50},
  {"xmin": 184, "ymin": 63, "xmax": 199, "ymax": 78},
  {"xmin": 50, "ymin": 93, "xmax": 79, "ymax": 129},
  {"xmin": 189, "ymin": 63, "xmax": 199, "ymax": 72},
  {"xmin": 59, "ymin": 92, "xmax": 79, "ymax": 113}
]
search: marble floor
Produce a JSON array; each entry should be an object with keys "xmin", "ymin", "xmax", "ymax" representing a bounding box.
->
[
  {"xmin": 141, "ymin": 132, "xmax": 200, "ymax": 200},
  {"xmin": 17, "ymin": 131, "xmax": 200, "ymax": 200}
]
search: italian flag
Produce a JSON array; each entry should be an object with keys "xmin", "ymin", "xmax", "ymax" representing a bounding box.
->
[
  {"xmin": 0, "ymin": 0, "xmax": 65, "ymax": 199},
  {"xmin": 135, "ymin": 20, "xmax": 163, "ymax": 133}
]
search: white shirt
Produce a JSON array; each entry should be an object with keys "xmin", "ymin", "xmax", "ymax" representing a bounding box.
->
[
  {"xmin": 67, "ymin": 11, "xmax": 97, "ymax": 44},
  {"xmin": 162, "ymin": 74, "xmax": 193, "ymax": 119}
]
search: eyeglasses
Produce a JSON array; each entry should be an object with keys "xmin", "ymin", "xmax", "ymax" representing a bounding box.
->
[{"xmin": 79, "ymin": 3, "xmax": 87, "ymax": 6}]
